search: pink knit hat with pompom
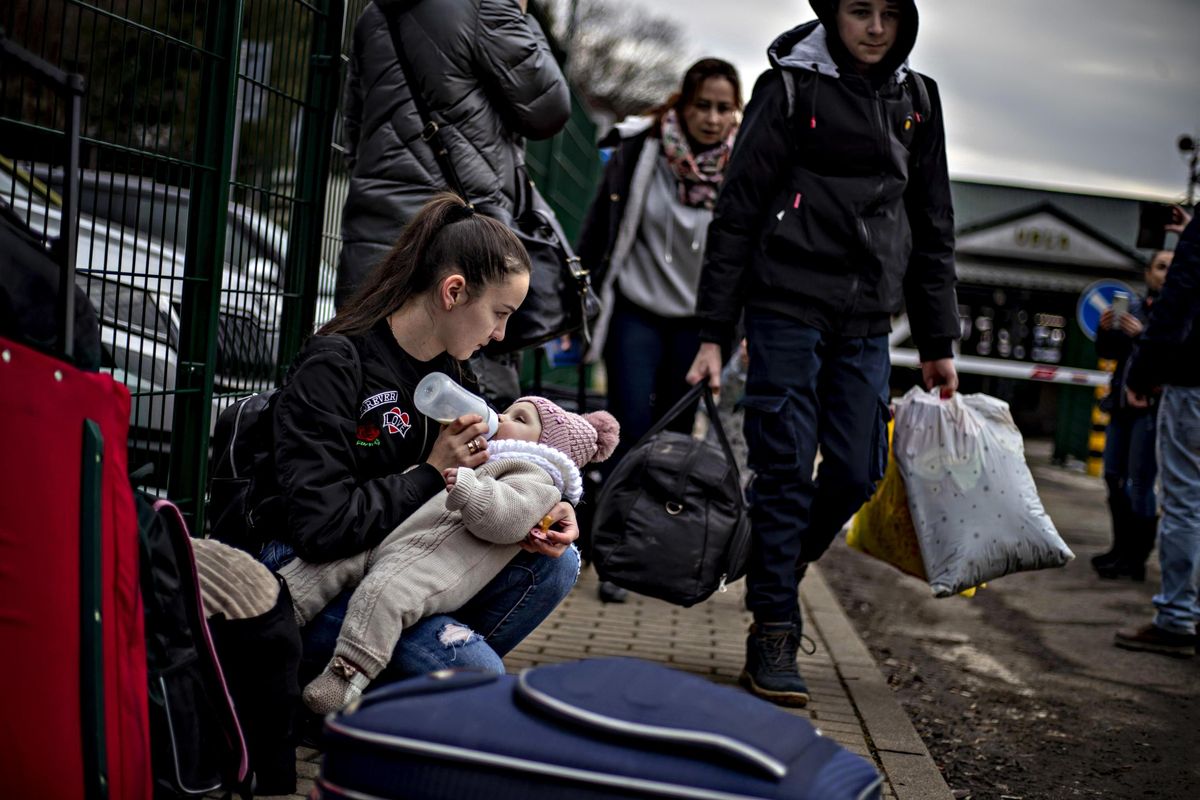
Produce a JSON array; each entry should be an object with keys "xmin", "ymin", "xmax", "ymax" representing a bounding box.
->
[{"xmin": 515, "ymin": 396, "xmax": 620, "ymax": 469}]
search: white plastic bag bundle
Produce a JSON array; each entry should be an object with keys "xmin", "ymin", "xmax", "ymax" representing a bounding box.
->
[{"xmin": 892, "ymin": 386, "xmax": 1074, "ymax": 597}]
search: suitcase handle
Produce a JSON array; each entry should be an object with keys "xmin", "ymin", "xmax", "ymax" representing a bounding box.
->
[{"xmin": 516, "ymin": 664, "xmax": 789, "ymax": 780}]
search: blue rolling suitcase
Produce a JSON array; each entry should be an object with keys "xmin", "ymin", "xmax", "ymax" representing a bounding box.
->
[{"xmin": 315, "ymin": 657, "xmax": 882, "ymax": 800}]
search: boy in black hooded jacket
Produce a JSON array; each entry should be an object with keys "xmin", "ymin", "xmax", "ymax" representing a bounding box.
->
[{"xmin": 687, "ymin": 0, "xmax": 959, "ymax": 706}]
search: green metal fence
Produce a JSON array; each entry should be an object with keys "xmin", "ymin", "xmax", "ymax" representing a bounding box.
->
[
  {"xmin": 1, "ymin": 0, "xmax": 344, "ymax": 528},
  {"xmin": 319, "ymin": 0, "xmax": 367, "ymax": 309}
]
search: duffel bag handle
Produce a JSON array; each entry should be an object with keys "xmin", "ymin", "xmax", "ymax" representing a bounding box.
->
[{"xmin": 638, "ymin": 382, "xmax": 743, "ymax": 489}]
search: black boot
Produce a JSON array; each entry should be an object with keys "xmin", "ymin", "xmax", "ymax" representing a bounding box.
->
[
  {"xmin": 739, "ymin": 621, "xmax": 810, "ymax": 707},
  {"xmin": 1128, "ymin": 513, "xmax": 1159, "ymax": 571},
  {"xmin": 1092, "ymin": 489, "xmax": 1132, "ymax": 574},
  {"xmin": 1094, "ymin": 557, "xmax": 1146, "ymax": 581},
  {"xmin": 1098, "ymin": 514, "xmax": 1157, "ymax": 581}
]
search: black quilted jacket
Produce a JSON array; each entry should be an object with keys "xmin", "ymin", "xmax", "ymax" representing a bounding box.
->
[{"xmin": 336, "ymin": 0, "xmax": 570, "ymax": 301}]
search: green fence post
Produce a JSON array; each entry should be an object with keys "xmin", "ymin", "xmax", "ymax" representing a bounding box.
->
[
  {"xmin": 169, "ymin": 0, "xmax": 245, "ymax": 528},
  {"xmin": 277, "ymin": 0, "xmax": 345, "ymax": 372},
  {"xmin": 80, "ymin": 420, "xmax": 108, "ymax": 800}
]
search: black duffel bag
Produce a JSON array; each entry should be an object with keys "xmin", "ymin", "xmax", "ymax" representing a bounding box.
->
[{"xmin": 591, "ymin": 383, "xmax": 751, "ymax": 607}]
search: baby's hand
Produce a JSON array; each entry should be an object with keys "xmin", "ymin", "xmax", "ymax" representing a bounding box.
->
[{"xmin": 443, "ymin": 467, "xmax": 459, "ymax": 491}]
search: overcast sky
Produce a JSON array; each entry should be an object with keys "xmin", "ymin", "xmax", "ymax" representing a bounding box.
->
[{"xmin": 611, "ymin": 0, "xmax": 1200, "ymax": 201}]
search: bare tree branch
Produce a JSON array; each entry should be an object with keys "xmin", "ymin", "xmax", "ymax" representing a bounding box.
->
[{"xmin": 541, "ymin": 0, "xmax": 688, "ymax": 120}]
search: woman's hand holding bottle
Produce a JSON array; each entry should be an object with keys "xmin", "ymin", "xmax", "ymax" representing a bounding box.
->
[{"xmin": 426, "ymin": 414, "xmax": 492, "ymax": 472}]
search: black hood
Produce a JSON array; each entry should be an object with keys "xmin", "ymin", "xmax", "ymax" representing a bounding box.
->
[{"xmin": 805, "ymin": 0, "xmax": 918, "ymax": 81}]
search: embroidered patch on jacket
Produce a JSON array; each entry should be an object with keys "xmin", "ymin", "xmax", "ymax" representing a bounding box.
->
[
  {"xmin": 382, "ymin": 407, "xmax": 412, "ymax": 437},
  {"xmin": 355, "ymin": 423, "xmax": 382, "ymax": 447},
  {"xmin": 360, "ymin": 391, "xmax": 398, "ymax": 418}
]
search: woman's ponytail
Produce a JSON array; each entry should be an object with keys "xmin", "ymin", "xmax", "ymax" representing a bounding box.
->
[{"xmin": 320, "ymin": 193, "xmax": 529, "ymax": 337}]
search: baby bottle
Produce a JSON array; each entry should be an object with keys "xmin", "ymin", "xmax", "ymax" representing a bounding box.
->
[{"xmin": 413, "ymin": 372, "xmax": 499, "ymax": 440}]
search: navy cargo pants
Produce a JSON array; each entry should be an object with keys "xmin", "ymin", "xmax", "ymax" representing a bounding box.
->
[{"xmin": 741, "ymin": 310, "xmax": 891, "ymax": 623}]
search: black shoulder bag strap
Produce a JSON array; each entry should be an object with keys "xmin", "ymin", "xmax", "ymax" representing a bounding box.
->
[
  {"xmin": 905, "ymin": 70, "xmax": 931, "ymax": 170},
  {"xmin": 379, "ymin": 1, "xmax": 470, "ymax": 202},
  {"xmin": 906, "ymin": 70, "xmax": 931, "ymax": 124}
]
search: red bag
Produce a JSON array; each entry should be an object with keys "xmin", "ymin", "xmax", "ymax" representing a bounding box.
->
[{"xmin": 0, "ymin": 337, "xmax": 151, "ymax": 799}]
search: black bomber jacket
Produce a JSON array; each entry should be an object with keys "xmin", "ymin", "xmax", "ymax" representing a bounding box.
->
[{"xmin": 263, "ymin": 321, "xmax": 476, "ymax": 563}]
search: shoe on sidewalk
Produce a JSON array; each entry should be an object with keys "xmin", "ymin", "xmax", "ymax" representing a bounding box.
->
[
  {"xmin": 598, "ymin": 580, "xmax": 628, "ymax": 604},
  {"xmin": 1113, "ymin": 623, "xmax": 1196, "ymax": 658},
  {"xmin": 739, "ymin": 621, "xmax": 810, "ymax": 707}
]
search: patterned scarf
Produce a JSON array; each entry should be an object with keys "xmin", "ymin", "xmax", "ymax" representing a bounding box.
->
[{"xmin": 659, "ymin": 108, "xmax": 737, "ymax": 210}]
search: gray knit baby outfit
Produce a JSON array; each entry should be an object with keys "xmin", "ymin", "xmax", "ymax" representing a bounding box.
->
[{"xmin": 279, "ymin": 442, "xmax": 572, "ymax": 713}]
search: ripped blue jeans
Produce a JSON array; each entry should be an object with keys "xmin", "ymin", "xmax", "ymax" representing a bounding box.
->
[{"xmin": 260, "ymin": 542, "xmax": 579, "ymax": 684}]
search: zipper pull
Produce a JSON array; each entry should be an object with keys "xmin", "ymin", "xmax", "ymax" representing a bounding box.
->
[{"xmin": 718, "ymin": 574, "xmax": 728, "ymax": 593}]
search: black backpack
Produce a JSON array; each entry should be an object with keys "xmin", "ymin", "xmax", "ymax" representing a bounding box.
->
[
  {"xmin": 207, "ymin": 333, "xmax": 362, "ymax": 554},
  {"xmin": 139, "ymin": 491, "xmax": 303, "ymax": 798},
  {"xmin": 136, "ymin": 493, "xmax": 250, "ymax": 798},
  {"xmin": 780, "ymin": 67, "xmax": 932, "ymax": 158},
  {"xmin": 591, "ymin": 383, "xmax": 752, "ymax": 608},
  {"xmin": 207, "ymin": 389, "xmax": 279, "ymax": 554}
]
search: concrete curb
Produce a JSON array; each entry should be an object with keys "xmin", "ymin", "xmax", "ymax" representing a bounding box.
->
[{"xmin": 802, "ymin": 565, "xmax": 954, "ymax": 800}]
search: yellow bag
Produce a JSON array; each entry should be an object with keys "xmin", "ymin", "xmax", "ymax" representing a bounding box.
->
[{"xmin": 847, "ymin": 421, "xmax": 979, "ymax": 597}]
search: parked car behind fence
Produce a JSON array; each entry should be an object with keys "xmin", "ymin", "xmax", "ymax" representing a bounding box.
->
[{"xmin": 1, "ymin": 157, "xmax": 335, "ymax": 482}]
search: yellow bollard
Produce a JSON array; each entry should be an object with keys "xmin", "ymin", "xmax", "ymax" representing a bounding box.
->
[{"xmin": 1087, "ymin": 358, "xmax": 1117, "ymax": 477}]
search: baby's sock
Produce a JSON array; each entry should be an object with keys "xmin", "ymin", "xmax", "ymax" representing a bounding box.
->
[{"xmin": 303, "ymin": 655, "xmax": 373, "ymax": 715}]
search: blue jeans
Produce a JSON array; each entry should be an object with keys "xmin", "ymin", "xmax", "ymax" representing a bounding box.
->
[
  {"xmin": 602, "ymin": 294, "xmax": 703, "ymax": 467},
  {"xmin": 261, "ymin": 541, "xmax": 580, "ymax": 683},
  {"xmin": 1153, "ymin": 386, "xmax": 1200, "ymax": 635},
  {"xmin": 1103, "ymin": 409, "xmax": 1159, "ymax": 518},
  {"xmin": 741, "ymin": 311, "xmax": 891, "ymax": 622}
]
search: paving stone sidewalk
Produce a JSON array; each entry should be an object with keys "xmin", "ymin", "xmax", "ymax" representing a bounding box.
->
[{"xmin": 270, "ymin": 564, "xmax": 951, "ymax": 800}]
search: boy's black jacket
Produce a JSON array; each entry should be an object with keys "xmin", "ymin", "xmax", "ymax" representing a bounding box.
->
[{"xmin": 698, "ymin": 6, "xmax": 958, "ymax": 360}]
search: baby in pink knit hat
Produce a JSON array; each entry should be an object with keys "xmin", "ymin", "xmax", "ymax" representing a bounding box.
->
[{"xmin": 281, "ymin": 397, "xmax": 619, "ymax": 714}]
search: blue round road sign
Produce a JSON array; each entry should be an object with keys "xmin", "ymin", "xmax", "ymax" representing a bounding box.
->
[{"xmin": 1076, "ymin": 279, "xmax": 1134, "ymax": 341}]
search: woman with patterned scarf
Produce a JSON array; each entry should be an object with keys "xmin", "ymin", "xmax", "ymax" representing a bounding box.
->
[{"xmin": 576, "ymin": 58, "xmax": 741, "ymax": 602}]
